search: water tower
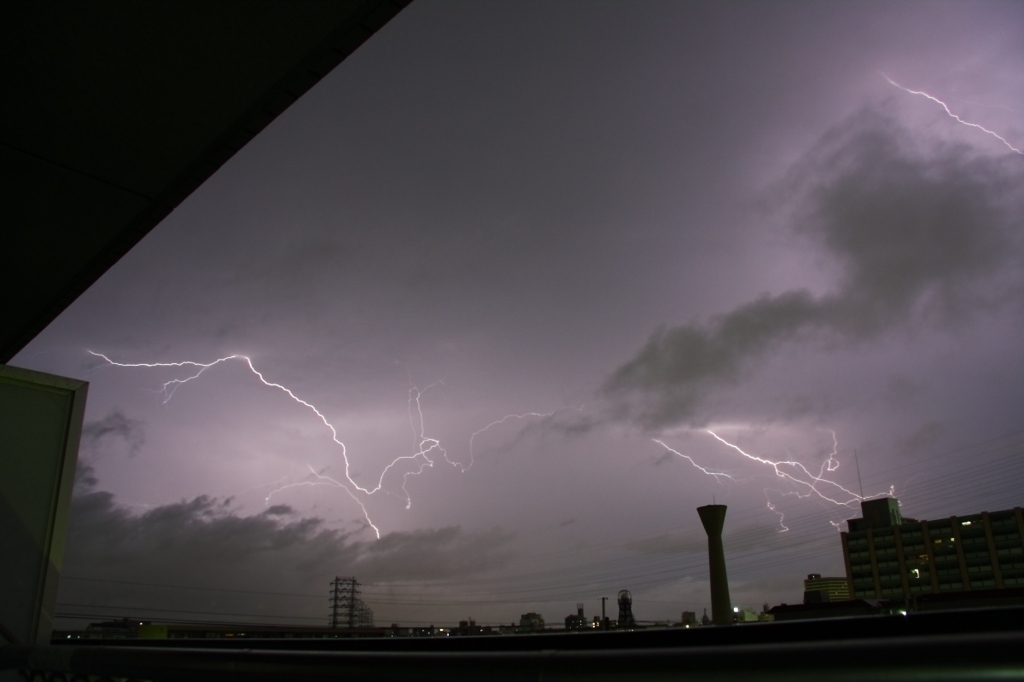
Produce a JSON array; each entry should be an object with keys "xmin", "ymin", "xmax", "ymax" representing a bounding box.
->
[{"xmin": 697, "ymin": 504, "xmax": 733, "ymax": 625}]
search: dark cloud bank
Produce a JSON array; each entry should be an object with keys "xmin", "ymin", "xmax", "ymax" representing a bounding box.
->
[
  {"xmin": 603, "ymin": 112, "xmax": 1023, "ymax": 429},
  {"xmin": 60, "ymin": 463, "xmax": 515, "ymax": 624}
]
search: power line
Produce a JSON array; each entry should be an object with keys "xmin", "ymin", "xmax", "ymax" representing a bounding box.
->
[{"xmin": 55, "ymin": 429, "xmax": 1024, "ymax": 623}]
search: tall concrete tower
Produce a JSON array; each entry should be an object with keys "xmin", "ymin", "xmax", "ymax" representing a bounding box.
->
[{"xmin": 697, "ymin": 504, "xmax": 732, "ymax": 625}]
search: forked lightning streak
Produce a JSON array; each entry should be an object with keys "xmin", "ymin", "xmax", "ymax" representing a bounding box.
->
[
  {"xmin": 883, "ymin": 74, "xmax": 1022, "ymax": 155},
  {"xmin": 655, "ymin": 429, "xmax": 892, "ymax": 530},
  {"xmin": 90, "ymin": 351, "xmax": 557, "ymax": 538}
]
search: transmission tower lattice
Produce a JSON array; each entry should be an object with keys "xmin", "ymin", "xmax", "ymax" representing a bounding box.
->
[{"xmin": 329, "ymin": 576, "xmax": 373, "ymax": 629}]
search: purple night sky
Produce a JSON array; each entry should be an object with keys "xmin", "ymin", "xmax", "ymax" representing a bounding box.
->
[{"xmin": 15, "ymin": 1, "xmax": 1024, "ymax": 627}]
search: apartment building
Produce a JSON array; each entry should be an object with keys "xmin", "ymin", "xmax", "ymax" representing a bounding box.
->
[{"xmin": 842, "ymin": 498, "xmax": 1024, "ymax": 599}]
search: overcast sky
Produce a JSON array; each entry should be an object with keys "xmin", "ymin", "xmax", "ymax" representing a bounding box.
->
[{"xmin": 16, "ymin": 0, "xmax": 1024, "ymax": 628}]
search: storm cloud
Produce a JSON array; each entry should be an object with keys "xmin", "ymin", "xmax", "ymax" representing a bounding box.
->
[
  {"xmin": 604, "ymin": 112, "xmax": 1023, "ymax": 429},
  {"xmin": 81, "ymin": 409, "xmax": 146, "ymax": 458},
  {"xmin": 16, "ymin": 2, "xmax": 1024, "ymax": 625},
  {"xmin": 60, "ymin": 476, "xmax": 516, "ymax": 624}
]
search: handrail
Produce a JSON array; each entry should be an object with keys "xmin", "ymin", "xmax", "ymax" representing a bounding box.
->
[{"xmin": 5, "ymin": 630, "xmax": 1024, "ymax": 681}]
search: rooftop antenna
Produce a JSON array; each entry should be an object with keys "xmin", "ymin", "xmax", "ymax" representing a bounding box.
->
[{"xmin": 854, "ymin": 449, "xmax": 865, "ymax": 498}]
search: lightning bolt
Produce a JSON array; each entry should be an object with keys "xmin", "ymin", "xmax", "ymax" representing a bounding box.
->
[
  {"xmin": 454, "ymin": 411, "xmax": 561, "ymax": 472},
  {"xmin": 823, "ymin": 430, "xmax": 839, "ymax": 474},
  {"xmin": 651, "ymin": 439, "xmax": 733, "ymax": 482},
  {"xmin": 388, "ymin": 385, "xmax": 443, "ymax": 510},
  {"xmin": 654, "ymin": 429, "xmax": 893, "ymax": 530},
  {"xmin": 264, "ymin": 476, "xmax": 331, "ymax": 505},
  {"xmin": 264, "ymin": 464, "xmax": 382, "ymax": 537},
  {"xmin": 88, "ymin": 351, "xmax": 561, "ymax": 537},
  {"xmin": 762, "ymin": 433, "xmax": 838, "ymax": 532},
  {"xmin": 765, "ymin": 491, "xmax": 788, "ymax": 533},
  {"xmin": 88, "ymin": 351, "xmax": 440, "ymax": 537},
  {"xmin": 883, "ymin": 74, "xmax": 1023, "ymax": 155},
  {"xmin": 704, "ymin": 429, "xmax": 876, "ymax": 506}
]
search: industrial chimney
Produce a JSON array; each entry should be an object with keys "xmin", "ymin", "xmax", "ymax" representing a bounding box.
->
[{"xmin": 697, "ymin": 504, "xmax": 732, "ymax": 625}]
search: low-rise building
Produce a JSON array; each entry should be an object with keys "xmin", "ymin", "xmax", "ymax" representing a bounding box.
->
[
  {"xmin": 518, "ymin": 612, "xmax": 545, "ymax": 632},
  {"xmin": 803, "ymin": 573, "xmax": 852, "ymax": 603}
]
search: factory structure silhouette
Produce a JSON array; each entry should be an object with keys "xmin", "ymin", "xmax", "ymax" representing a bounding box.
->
[
  {"xmin": 61, "ymin": 497, "xmax": 1024, "ymax": 640},
  {"xmin": 320, "ymin": 497, "xmax": 1024, "ymax": 632}
]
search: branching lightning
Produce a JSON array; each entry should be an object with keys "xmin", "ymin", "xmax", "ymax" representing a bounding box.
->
[
  {"xmin": 654, "ymin": 429, "xmax": 893, "ymax": 530},
  {"xmin": 704, "ymin": 429, "xmax": 886, "ymax": 506},
  {"xmin": 823, "ymin": 430, "xmax": 839, "ymax": 473},
  {"xmin": 455, "ymin": 411, "xmax": 558, "ymax": 472},
  {"xmin": 88, "ymin": 351, "xmax": 391, "ymax": 536},
  {"xmin": 263, "ymin": 468, "xmax": 334, "ymax": 505},
  {"xmin": 883, "ymin": 74, "xmax": 1022, "ymax": 155},
  {"xmin": 765, "ymin": 491, "xmax": 789, "ymax": 533},
  {"xmin": 89, "ymin": 351, "xmax": 558, "ymax": 538},
  {"xmin": 652, "ymin": 439, "xmax": 733, "ymax": 483},
  {"xmin": 264, "ymin": 464, "xmax": 382, "ymax": 537},
  {"xmin": 391, "ymin": 385, "xmax": 443, "ymax": 509}
]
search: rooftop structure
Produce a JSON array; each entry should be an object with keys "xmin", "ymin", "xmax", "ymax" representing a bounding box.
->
[
  {"xmin": 842, "ymin": 498, "xmax": 1024, "ymax": 600},
  {"xmin": 803, "ymin": 574, "xmax": 852, "ymax": 604}
]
